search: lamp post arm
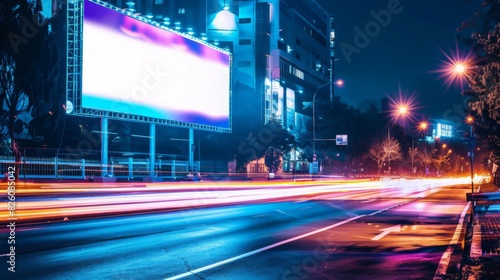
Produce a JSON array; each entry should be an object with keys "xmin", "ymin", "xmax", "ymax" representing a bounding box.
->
[
  {"xmin": 312, "ymin": 82, "xmax": 335, "ymax": 141},
  {"xmin": 311, "ymin": 81, "xmax": 337, "ymax": 165}
]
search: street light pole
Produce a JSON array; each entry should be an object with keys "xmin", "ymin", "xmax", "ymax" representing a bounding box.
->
[
  {"xmin": 311, "ymin": 81, "xmax": 344, "ymax": 175},
  {"xmin": 387, "ymin": 126, "xmax": 391, "ymax": 174},
  {"xmin": 449, "ymin": 62, "xmax": 476, "ymax": 223},
  {"xmin": 312, "ymin": 82, "xmax": 336, "ymax": 158},
  {"xmin": 418, "ymin": 121, "xmax": 428, "ymax": 178},
  {"xmin": 386, "ymin": 102, "xmax": 411, "ymax": 177},
  {"xmin": 411, "ymin": 136, "xmax": 414, "ymax": 176},
  {"xmin": 468, "ymin": 117, "xmax": 476, "ymax": 224}
]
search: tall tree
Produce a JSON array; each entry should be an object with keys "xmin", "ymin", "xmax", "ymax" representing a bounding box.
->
[
  {"xmin": 416, "ymin": 144, "xmax": 433, "ymax": 176},
  {"xmin": 408, "ymin": 146, "xmax": 418, "ymax": 175},
  {"xmin": 368, "ymin": 136, "xmax": 402, "ymax": 175},
  {"xmin": 368, "ymin": 139, "xmax": 386, "ymax": 174},
  {"xmin": 458, "ymin": 0, "xmax": 500, "ymax": 167},
  {"xmin": 235, "ymin": 117, "xmax": 295, "ymax": 173},
  {"xmin": 432, "ymin": 148, "xmax": 452, "ymax": 176},
  {"xmin": 0, "ymin": 0, "xmax": 62, "ymax": 178}
]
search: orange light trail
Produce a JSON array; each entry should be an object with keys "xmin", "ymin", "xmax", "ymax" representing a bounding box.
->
[{"xmin": 1, "ymin": 178, "xmax": 469, "ymax": 223}]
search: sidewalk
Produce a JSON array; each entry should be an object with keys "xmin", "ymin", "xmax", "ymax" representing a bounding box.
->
[
  {"xmin": 461, "ymin": 183, "xmax": 500, "ymax": 280},
  {"xmin": 475, "ymin": 205, "xmax": 500, "ymax": 257}
]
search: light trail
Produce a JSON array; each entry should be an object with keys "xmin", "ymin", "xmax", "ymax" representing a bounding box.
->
[{"xmin": 0, "ymin": 178, "xmax": 469, "ymax": 223}]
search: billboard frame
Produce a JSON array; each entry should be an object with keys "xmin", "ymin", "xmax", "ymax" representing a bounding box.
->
[{"xmin": 67, "ymin": 0, "xmax": 232, "ymax": 133}]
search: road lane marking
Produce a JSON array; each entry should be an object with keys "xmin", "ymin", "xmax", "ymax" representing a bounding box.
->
[
  {"xmin": 252, "ymin": 214, "xmax": 267, "ymax": 218},
  {"xmin": 164, "ymin": 215, "xmax": 366, "ymax": 280},
  {"xmin": 371, "ymin": 225, "xmax": 401, "ymax": 241},
  {"xmin": 166, "ymin": 187, "xmax": 449, "ymax": 280},
  {"xmin": 433, "ymin": 201, "xmax": 470, "ymax": 279},
  {"xmin": 275, "ymin": 209, "xmax": 300, "ymax": 219}
]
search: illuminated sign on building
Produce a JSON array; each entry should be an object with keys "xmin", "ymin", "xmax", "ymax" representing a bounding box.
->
[{"xmin": 436, "ymin": 123, "xmax": 453, "ymax": 138}]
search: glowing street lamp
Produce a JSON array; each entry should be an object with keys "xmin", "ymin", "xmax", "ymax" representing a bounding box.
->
[
  {"xmin": 386, "ymin": 99, "xmax": 414, "ymax": 175},
  {"xmin": 410, "ymin": 121, "xmax": 428, "ymax": 177},
  {"xmin": 438, "ymin": 51, "xmax": 479, "ymax": 223},
  {"xmin": 436, "ymin": 48, "xmax": 475, "ymax": 89},
  {"xmin": 309, "ymin": 80, "xmax": 347, "ymax": 174},
  {"xmin": 454, "ymin": 63, "xmax": 466, "ymax": 74},
  {"xmin": 419, "ymin": 121, "xmax": 428, "ymax": 131},
  {"xmin": 398, "ymin": 105, "xmax": 408, "ymax": 116},
  {"xmin": 417, "ymin": 121, "xmax": 429, "ymax": 177},
  {"xmin": 466, "ymin": 116, "xmax": 477, "ymax": 223}
]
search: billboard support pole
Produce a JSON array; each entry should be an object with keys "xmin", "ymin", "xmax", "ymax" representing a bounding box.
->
[
  {"xmin": 101, "ymin": 117, "xmax": 108, "ymax": 176},
  {"xmin": 150, "ymin": 123, "xmax": 156, "ymax": 177},
  {"xmin": 189, "ymin": 128, "xmax": 194, "ymax": 174}
]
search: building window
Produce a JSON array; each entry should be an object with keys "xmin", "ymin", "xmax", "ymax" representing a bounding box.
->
[
  {"xmin": 287, "ymin": 65, "xmax": 304, "ymax": 80},
  {"xmin": 277, "ymin": 40, "xmax": 286, "ymax": 52},
  {"xmin": 178, "ymin": 8, "xmax": 185, "ymax": 14},
  {"xmin": 239, "ymin": 39, "xmax": 251, "ymax": 45},
  {"xmin": 239, "ymin": 18, "xmax": 251, "ymax": 24},
  {"xmin": 441, "ymin": 124, "xmax": 453, "ymax": 137},
  {"xmin": 294, "ymin": 68, "xmax": 304, "ymax": 79}
]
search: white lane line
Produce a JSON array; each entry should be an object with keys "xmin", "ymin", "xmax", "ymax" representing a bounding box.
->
[
  {"xmin": 164, "ymin": 215, "xmax": 366, "ymax": 280},
  {"xmin": 275, "ymin": 209, "xmax": 301, "ymax": 219},
  {"xmin": 166, "ymin": 193, "xmax": 426, "ymax": 280},
  {"xmin": 252, "ymin": 214, "xmax": 267, "ymax": 218},
  {"xmin": 433, "ymin": 202, "xmax": 471, "ymax": 279}
]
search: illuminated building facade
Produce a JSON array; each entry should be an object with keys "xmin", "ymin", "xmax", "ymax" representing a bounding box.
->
[
  {"xmin": 427, "ymin": 118, "xmax": 469, "ymax": 143},
  {"xmin": 108, "ymin": 0, "xmax": 334, "ymax": 134}
]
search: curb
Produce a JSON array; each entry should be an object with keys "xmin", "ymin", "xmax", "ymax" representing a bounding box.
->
[{"xmin": 471, "ymin": 224, "xmax": 482, "ymax": 258}]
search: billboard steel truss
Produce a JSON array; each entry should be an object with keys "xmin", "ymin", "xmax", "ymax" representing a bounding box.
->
[{"xmin": 66, "ymin": 0, "xmax": 232, "ymax": 133}]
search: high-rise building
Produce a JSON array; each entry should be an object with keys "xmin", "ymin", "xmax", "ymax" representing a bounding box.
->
[
  {"xmin": 210, "ymin": 0, "xmax": 334, "ymax": 135},
  {"xmin": 108, "ymin": 0, "xmax": 334, "ymax": 136}
]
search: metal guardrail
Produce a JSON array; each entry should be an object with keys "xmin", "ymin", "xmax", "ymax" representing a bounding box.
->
[
  {"xmin": 0, "ymin": 156, "xmax": 199, "ymax": 180},
  {"xmin": 466, "ymin": 192, "xmax": 500, "ymax": 201}
]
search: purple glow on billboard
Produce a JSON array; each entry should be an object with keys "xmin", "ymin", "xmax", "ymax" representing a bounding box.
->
[{"xmin": 82, "ymin": 0, "xmax": 231, "ymax": 129}]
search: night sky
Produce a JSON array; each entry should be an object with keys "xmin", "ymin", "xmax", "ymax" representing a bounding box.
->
[{"xmin": 317, "ymin": 0, "xmax": 482, "ymax": 121}]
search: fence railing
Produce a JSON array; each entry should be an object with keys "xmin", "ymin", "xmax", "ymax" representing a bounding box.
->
[{"xmin": 0, "ymin": 156, "xmax": 200, "ymax": 180}]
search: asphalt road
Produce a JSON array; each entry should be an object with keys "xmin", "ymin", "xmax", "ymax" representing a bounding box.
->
[{"xmin": 0, "ymin": 179, "xmax": 471, "ymax": 280}]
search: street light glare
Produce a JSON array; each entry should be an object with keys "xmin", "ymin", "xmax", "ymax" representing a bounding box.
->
[
  {"xmin": 454, "ymin": 63, "xmax": 466, "ymax": 74},
  {"xmin": 387, "ymin": 91, "xmax": 419, "ymax": 125},
  {"xmin": 435, "ymin": 47, "xmax": 474, "ymax": 89},
  {"xmin": 419, "ymin": 121, "xmax": 428, "ymax": 130},
  {"xmin": 397, "ymin": 105, "xmax": 408, "ymax": 115}
]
